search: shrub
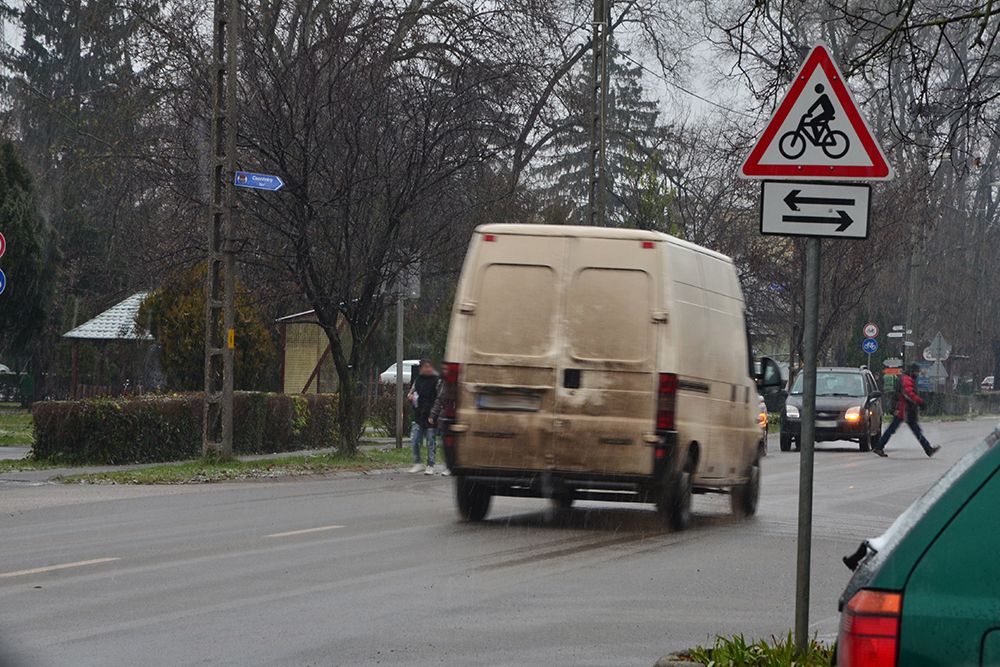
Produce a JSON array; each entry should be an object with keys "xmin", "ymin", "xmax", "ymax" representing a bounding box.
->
[
  {"xmin": 299, "ymin": 393, "xmax": 340, "ymax": 450},
  {"xmin": 32, "ymin": 392, "xmax": 340, "ymax": 464},
  {"xmin": 368, "ymin": 386, "xmax": 410, "ymax": 437},
  {"xmin": 138, "ymin": 264, "xmax": 277, "ymax": 391},
  {"xmin": 684, "ymin": 633, "xmax": 833, "ymax": 667}
]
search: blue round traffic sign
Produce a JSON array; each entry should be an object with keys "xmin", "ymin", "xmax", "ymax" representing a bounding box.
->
[
  {"xmin": 0, "ymin": 268, "xmax": 6, "ymax": 296},
  {"xmin": 862, "ymin": 337, "xmax": 879, "ymax": 354}
]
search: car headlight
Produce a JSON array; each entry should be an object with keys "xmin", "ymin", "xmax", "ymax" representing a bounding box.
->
[
  {"xmin": 845, "ymin": 406, "xmax": 863, "ymax": 423},
  {"xmin": 785, "ymin": 405, "xmax": 800, "ymax": 419}
]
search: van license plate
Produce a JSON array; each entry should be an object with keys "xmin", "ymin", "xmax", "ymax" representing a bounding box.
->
[
  {"xmin": 816, "ymin": 420, "xmax": 838, "ymax": 428},
  {"xmin": 476, "ymin": 393, "xmax": 541, "ymax": 411}
]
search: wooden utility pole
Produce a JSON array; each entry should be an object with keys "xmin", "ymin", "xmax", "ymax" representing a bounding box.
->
[
  {"xmin": 203, "ymin": 0, "xmax": 239, "ymax": 458},
  {"xmin": 586, "ymin": 0, "xmax": 609, "ymax": 226}
]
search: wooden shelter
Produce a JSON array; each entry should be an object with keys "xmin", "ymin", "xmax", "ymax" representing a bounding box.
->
[
  {"xmin": 276, "ymin": 310, "xmax": 350, "ymax": 394},
  {"xmin": 62, "ymin": 292, "xmax": 155, "ymax": 398}
]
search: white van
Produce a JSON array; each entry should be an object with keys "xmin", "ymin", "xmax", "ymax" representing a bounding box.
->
[{"xmin": 436, "ymin": 224, "xmax": 781, "ymax": 529}]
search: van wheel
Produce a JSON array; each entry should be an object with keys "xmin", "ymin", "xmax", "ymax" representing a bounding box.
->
[
  {"xmin": 456, "ymin": 476, "xmax": 491, "ymax": 522},
  {"xmin": 731, "ymin": 456, "xmax": 760, "ymax": 517},
  {"xmin": 657, "ymin": 469, "xmax": 692, "ymax": 531},
  {"xmin": 780, "ymin": 433, "xmax": 793, "ymax": 452}
]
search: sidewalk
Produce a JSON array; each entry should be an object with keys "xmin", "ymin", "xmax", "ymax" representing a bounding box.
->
[{"xmin": 0, "ymin": 438, "xmax": 411, "ymax": 485}]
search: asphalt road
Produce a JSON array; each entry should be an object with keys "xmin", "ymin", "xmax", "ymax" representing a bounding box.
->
[{"xmin": 0, "ymin": 418, "xmax": 995, "ymax": 667}]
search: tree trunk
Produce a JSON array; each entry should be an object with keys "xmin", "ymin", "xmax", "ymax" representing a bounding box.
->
[{"xmin": 336, "ymin": 368, "xmax": 365, "ymax": 455}]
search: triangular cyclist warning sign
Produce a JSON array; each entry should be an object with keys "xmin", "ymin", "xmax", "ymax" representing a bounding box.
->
[{"xmin": 741, "ymin": 44, "xmax": 893, "ymax": 181}]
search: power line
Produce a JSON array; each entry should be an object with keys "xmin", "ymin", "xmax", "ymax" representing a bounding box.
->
[{"xmin": 616, "ymin": 51, "xmax": 760, "ymax": 120}]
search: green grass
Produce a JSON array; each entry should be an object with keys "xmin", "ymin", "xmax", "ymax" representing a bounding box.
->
[
  {"xmin": 55, "ymin": 447, "xmax": 414, "ymax": 484},
  {"xmin": 0, "ymin": 411, "xmax": 33, "ymax": 446},
  {"xmin": 680, "ymin": 633, "xmax": 833, "ymax": 666},
  {"xmin": 0, "ymin": 455, "xmax": 58, "ymax": 472}
]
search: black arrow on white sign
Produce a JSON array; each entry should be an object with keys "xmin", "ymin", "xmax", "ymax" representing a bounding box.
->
[
  {"xmin": 783, "ymin": 189, "xmax": 856, "ymax": 211},
  {"xmin": 782, "ymin": 210, "xmax": 854, "ymax": 232}
]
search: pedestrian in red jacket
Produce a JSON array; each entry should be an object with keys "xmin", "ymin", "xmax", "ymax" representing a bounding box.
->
[{"xmin": 874, "ymin": 364, "xmax": 940, "ymax": 458}]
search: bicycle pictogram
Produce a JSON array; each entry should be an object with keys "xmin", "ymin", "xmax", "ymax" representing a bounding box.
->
[{"xmin": 778, "ymin": 84, "xmax": 850, "ymax": 160}]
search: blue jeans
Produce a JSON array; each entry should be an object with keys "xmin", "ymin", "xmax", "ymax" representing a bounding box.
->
[
  {"xmin": 877, "ymin": 411, "xmax": 932, "ymax": 454},
  {"xmin": 411, "ymin": 422, "xmax": 436, "ymax": 466}
]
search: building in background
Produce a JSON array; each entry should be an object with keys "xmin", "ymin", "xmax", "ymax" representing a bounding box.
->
[{"xmin": 276, "ymin": 310, "xmax": 350, "ymax": 394}]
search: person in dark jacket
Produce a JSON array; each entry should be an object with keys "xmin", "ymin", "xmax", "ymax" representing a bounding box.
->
[
  {"xmin": 873, "ymin": 364, "xmax": 940, "ymax": 458},
  {"xmin": 407, "ymin": 360, "xmax": 441, "ymax": 474}
]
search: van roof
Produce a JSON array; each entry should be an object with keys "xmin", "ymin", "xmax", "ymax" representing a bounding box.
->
[{"xmin": 475, "ymin": 224, "xmax": 732, "ymax": 262}]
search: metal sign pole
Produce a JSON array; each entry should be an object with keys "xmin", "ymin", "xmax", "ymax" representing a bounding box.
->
[
  {"xmin": 795, "ymin": 237, "xmax": 821, "ymax": 653},
  {"xmin": 395, "ymin": 296, "xmax": 405, "ymax": 450}
]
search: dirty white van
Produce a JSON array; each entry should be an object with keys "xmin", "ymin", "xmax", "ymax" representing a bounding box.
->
[{"xmin": 436, "ymin": 224, "xmax": 781, "ymax": 529}]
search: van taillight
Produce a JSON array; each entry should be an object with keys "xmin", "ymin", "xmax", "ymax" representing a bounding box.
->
[
  {"xmin": 656, "ymin": 373, "xmax": 678, "ymax": 431},
  {"xmin": 483, "ymin": 234, "xmax": 497, "ymax": 242},
  {"xmin": 838, "ymin": 589, "xmax": 901, "ymax": 667},
  {"xmin": 443, "ymin": 362, "xmax": 460, "ymax": 420}
]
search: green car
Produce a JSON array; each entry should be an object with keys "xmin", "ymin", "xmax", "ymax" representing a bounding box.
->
[{"xmin": 837, "ymin": 425, "xmax": 1000, "ymax": 666}]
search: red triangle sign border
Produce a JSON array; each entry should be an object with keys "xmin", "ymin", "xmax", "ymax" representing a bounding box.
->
[{"xmin": 741, "ymin": 44, "xmax": 894, "ymax": 181}]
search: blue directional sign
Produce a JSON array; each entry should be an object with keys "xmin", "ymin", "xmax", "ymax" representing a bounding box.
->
[
  {"xmin": 234, "ymin": 171, "xmax": 284, "ymax": 191},
  {"xmin": 862, "ymin": 338, "xmax": 879, "ymax": 354},
  {"xmin": 0, "ymin": 268, "xmax": 6, "ymax": 296}
]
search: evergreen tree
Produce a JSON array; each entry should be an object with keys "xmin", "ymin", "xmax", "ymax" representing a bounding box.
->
[
  {"xmin": 0, "ymin": 139, "xmax": 58, "ymax": 364},
  {"xmin": 535, "ymin": 40, "xmax": 673, "ymax": 228},
  {"xmin": 5, "ymin": 0, "xmax": 152, "ymax": 305}
]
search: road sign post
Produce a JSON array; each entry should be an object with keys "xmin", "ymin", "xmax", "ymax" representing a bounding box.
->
[
  {"xmin": 863, "ymin": 337, "xmax": 879, "ymax": 369},
  {"xmin": 393, "ymin": 261, "xmax": 421, "ymax": 450},
  {"xmin": 795, "ymin": 238, "xmax": 821, "ymax": 652},
  {"xmin": 741, "ymin": 43, "xmax": 894, "ymax": 656},
  {"xmin": 395, "ymin": 295, "xmax": 405, "ymax": 450}
]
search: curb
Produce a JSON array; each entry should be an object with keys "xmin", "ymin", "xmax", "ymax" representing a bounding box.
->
[{"xmin": 654, "ymin": 657, "xmax": 703, "ymax": 667}]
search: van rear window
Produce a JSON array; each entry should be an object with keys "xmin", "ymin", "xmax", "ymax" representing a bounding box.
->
[
  {"xmin": 472, "ymin": 264, "xmax": 557, "ymax": 357},
  {"xmin": 566, "ymin": 268, "xmax": 650, "ymax": 362}
]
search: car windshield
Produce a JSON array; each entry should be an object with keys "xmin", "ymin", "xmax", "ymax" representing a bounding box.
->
[{"xmin": 790, "ymin": 371, "xmax": 866, "ymax": 397}]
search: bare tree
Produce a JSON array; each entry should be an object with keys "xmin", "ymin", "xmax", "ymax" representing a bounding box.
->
[{"xmin": 233, "ymin": 0, "xmax": 547, "ymax": 451}]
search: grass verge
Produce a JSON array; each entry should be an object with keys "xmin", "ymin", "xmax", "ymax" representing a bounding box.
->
[
  {"xmin": 55, "ymin": 447, "xmax": 414, "ymax": 484},
  {"xmin": 0, "ymin": 411, "xmax": 33, "ymax": 446},
  {"xmin": 0, "ymin": 455, "xmax": 58, "ymax": 472},
  {"xmin": 677, "ymin": 633, "xmax": 833, "ymax": 666}
]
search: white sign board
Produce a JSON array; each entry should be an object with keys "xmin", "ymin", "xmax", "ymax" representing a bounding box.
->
[{"xmin": 760, "ymin": 181, "xmax": 870, "ymax": 239}]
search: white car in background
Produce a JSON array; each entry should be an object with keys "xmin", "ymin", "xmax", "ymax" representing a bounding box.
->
[
  {"xmin": 983, "ymin": 376, "xmax": 995, "ymax": 392},
  {"xmin": 379, "ymin": 360, "xmax": 422, "ymax": 385}
]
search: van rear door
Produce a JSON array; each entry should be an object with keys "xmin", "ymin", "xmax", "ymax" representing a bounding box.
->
[
  {"xmin": 552, "ymin": 237, "xmax": 660, "ymax": 476},
  {"xmin": 456, "ymin": 233, "xmax": 565, "ymax": 472}
]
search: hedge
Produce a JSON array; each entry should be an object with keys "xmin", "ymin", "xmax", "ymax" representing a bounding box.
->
[
  {"xmin": 31, "ymin": 392, "xmax": 340, "ymax": 465},
  {"xmin": 921, "ymin": 392, "xmax": 1000, "ymax": 417}
]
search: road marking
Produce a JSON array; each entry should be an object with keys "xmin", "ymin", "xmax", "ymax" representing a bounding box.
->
[
  {"xmin": 0, "ymin": 557, "xmax": 121, "ymax": 579},
  {"xmin": 265, "ymin": 525, "xmax": 344, "ymax": 539}
]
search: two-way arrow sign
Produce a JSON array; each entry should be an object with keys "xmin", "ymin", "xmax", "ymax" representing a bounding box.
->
[{"xmin": 760, "ymin": 181, "xmax": 871, "ymax": 239}]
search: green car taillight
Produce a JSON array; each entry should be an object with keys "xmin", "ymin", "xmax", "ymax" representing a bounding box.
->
[{"xmin": 838, "ymin": 589, "xmax": 901, "ymax": 666}]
